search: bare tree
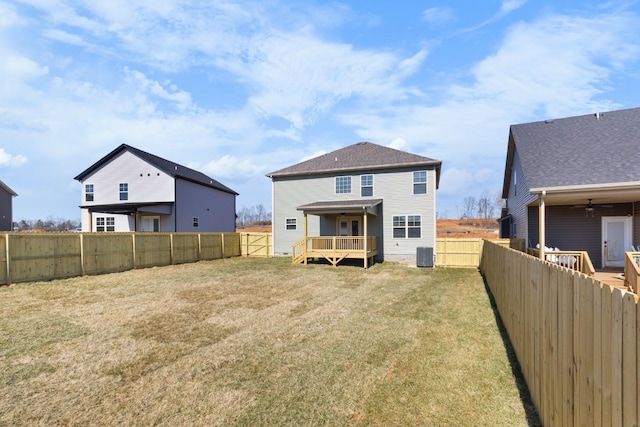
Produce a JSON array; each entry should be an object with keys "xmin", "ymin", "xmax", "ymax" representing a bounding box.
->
[{"xmin": 461, "ymin": 197, "xmax": 476, "ymax": 220}]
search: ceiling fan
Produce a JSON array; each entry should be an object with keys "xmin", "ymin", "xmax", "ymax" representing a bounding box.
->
[{"xmin": 571, "ymin": 199, "xmax": 613, "ymax": 216}]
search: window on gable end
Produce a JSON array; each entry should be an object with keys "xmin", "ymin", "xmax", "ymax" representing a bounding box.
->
[
  {"xmin": 413, "ymin": 171, "xmax": 427, "ymax": 195},
  {"xmin": 119, "ymin": 183, "xmax": 129, "ymax": 201},
  {"xmin": 85, "ymin": 184, "xmax": 94, "ymax": 202}
]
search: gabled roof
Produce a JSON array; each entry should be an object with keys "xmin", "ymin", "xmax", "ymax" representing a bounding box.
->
[
  {"xmin": 0, "ymin": 180, "xmax": 17, "ymax": 196},
  {"xmin": 267, "ymin": 142, "xmax": 442, "ymax": 188},
  {"xmin": 74, "ymin": 144, "xmax": 238, "ymax": 195},
  {"xmin": 503, "ymin": 107, "xmax": 640, "ymax": 197}
]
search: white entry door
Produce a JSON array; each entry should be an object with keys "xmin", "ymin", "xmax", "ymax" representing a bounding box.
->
[
  {"xmin": 337, "ymin": 217, "xmax": 361, "ymax": 236},
  {"xmin": 602, "ymin": 216, "xmax": 632, "ymax": 268},
  {"xmin": 140, "ymin": 216, "xmax": 160, "ymax": 232}
]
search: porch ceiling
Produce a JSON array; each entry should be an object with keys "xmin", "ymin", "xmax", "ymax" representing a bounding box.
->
[
  {"xmin": 296, "ymin": 199, "xmax": 382, "ymax": 216},
  {"xmin": 527, "ymin": 184, "xmax": 640, "ymax": 207}
]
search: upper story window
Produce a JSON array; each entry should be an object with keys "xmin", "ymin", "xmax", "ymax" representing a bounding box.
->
[
  {"xmin": 85, "ymin": 184, "xmax": 94, "ymax": 202},
  {"xmin": 286, "ymin": 218, "xmax": 297, "ymax": 230},
  {"xmin": 335, "ymin": 176, "xmax": 351, "ymax": 194},
  {"xmin": 413, "ymin": 171, "xmax": 427, "ymax": 195},
  {"xmin": 193, "ymin": 217, "xmax": 199, "ymax": 227},
  {"xmin": 361, "ymin": 175, "xmax": 373, "ymax": 197},
  {"xmin": 119, "ymin": 183, "xmax": 128, "ymax": 201}
]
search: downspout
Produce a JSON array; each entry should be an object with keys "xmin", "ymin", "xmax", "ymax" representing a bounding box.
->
[{"xmin": 539, "ymin": 190, "xmax": 546, "ymax": 260}]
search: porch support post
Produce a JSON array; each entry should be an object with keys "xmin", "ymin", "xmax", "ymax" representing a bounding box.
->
[
  {"xmin": 303, "ymin": 212, "xmax": 308, "ymax": 265},
  {"xmin": 539, "ymin": 190, "xmax": 546, "ymax": 260},
  {"xmin": 363, "ymin": 209, "xmax": 368, "ymax": 269}
]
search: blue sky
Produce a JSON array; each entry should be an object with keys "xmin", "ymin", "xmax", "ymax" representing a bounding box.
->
[{"xmin": 2, "ymin": 0, "xmax": 640, "ymax": 221}]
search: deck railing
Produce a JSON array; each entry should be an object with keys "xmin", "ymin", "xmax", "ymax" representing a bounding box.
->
[
  {"xmin": 527, "ymin": 248, "xmax": 595, "ymax": 276},
  {"xmin": 292, "ymin": 236, "xmax": 378, "ymax": 266},
  {"xmin": 624, "ymin": 251, "xmax": 640, "ymax": 293}
]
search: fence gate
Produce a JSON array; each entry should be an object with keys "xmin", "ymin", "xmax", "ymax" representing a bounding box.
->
[{"xmin": 240, "ymin": 232, "xmax": 272, "ymax": 257}]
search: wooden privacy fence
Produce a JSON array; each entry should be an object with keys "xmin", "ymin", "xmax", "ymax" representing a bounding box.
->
[
  {"xmin": 0, "ymin": 232, "xmax": 268, "ymax": 285},
  {"xmin": 480, "ymin": 240, "xmax": 640, "ymax": 427},
  {"xmin": 435, "ymin": 238, "xmax": 525, "ymax": 268}
]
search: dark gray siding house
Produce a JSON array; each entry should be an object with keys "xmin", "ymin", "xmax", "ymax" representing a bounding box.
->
[
  {"xmin": 74, "ymin": 144, "xmax": 238, "ymax": 232},
  {"xmin": 0, "ymin": 180, "xmax": 17, "ymax": 231},
  {"xmin": 500, "ymin": 107, "xmax": 640, "ymax": 269}
]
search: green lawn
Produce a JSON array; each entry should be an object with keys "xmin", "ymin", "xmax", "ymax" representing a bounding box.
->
[{"xmin": 0, "ymin": 257, "xmax": 539, "ymax": 426}]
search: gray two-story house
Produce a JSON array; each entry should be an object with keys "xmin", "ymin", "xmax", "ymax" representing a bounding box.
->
[
  {"xmin": 0, "ymin": 180, "xmax": 17, "ymax": 231},
  {"xmin": 74, "ymin": 144, "xmax": 238, "ymax": 232},
  {"xmin": 267, "ymin": 142, "xmax": 442, "ymax": 266}
]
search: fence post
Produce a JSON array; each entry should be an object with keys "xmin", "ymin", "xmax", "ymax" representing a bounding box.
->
[
  {"xmin": 5, "ymin": 233, "xmax": 10, "ymax": 284},
  {"xmin": 170, "ymin": 233, "xmax": 175, "ymax": 265},
  {"xmin": 132, "ymin": 233, "xmax": 137, "ymax": 269},
  {"xmin": 80, "ymin": 233, "xmax": 85, "ymax": 276}
]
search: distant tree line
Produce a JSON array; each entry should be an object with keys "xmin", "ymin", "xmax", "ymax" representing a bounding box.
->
[
  {"xmin": 439, "ymin": 190, "xmax": 505, "ymax": 223},
  {"xmin": 236, "ymin": 204, "xmax": 272, "ymax": 227},
  {"xmin": 13, "ymin": 216, "xmax": 81, "ymax": 232}
]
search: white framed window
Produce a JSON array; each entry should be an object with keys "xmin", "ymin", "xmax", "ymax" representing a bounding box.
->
[
  {"xmin": 286, "ymin": 218, "xmax": 297, "ymax": 230},
  {"xmin": 119, "ymin": 183, "xmax": 128, "ymax": 201},
  {"xmin": 361, "ymin": 175, "xmax": 373, "ymax": 197},
  {"xmin": 85, "ymin": 184, "xmax": 94, "ymax": 202},
  {"xmin": 335, "ymin": 176, "xmax": 351, "ymax": 194},
  {"xmin": 193, "ymin": 217, "xmax": 199, "ymax": 227},
  {"xmin": 96, "ymin": 217, "xmax": 115, "ymax": 232},
  {"xmin": 413, "ymin": 171, "xmax": 427, "ymax": 195},
  {"xmin": 393, "ymin": 215, "xmax": 422, "ymax": 238}
]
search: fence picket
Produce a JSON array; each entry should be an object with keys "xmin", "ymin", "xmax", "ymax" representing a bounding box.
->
[{"xmin": 480, "ymin": 241, "xmax": 640, "ymax": 427}]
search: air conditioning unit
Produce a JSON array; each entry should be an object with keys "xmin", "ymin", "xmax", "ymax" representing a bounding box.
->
[{"xmin": 417, "ymin": 247, "xmax": 433, "ymax": 268}]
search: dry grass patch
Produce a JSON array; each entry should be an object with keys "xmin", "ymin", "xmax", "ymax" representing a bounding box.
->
[{"xmin": 0, "ymin": 257, "xmax": 538, "ymax": 426}]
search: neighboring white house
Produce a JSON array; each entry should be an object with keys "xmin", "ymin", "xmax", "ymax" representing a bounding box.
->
[
  {"xmin": 267, "ymin": 142, "xmax": 442, "ymax": 265},
  {"xmin": 74, "ymin": 144, "xmax": 238, "ymax": 232},
  {"xmin": 0, "ymin": 180, "xmax": 17, "ymax": 231}
]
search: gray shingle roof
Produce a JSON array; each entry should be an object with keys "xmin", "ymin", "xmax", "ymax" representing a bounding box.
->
[
  {"xmin": 507, "ymin": 107, "xmax": 640, "ymax": 192},
  {"xmin": 267, "ymin": 142, "xmax": 442, "ymax": 187},
  {"xmin": 74, "ymin": 144, "xmax": 238, "ymax": 195}
]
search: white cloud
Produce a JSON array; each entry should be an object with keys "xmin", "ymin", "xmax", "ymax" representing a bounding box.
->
[
  {"xmin": 195, "ymin": 155, "xmax": 264, "ymax": 179},
  {"xmin": 460, "ymin": 0, "xmax": 527, "ymax": 33},
  {"xmin": 0, "ymin": 148, "xmax": 28, "ymax": 167},
  {"xmin": 422, "ymin": 7, "xmax": 454, "ymax": 27},
  {"xmin": 388, "ymin": 138, "xmax": 407, "ymax": 150},
  {"xmin": 499, "ymin": 0, "xmax": 528, "ymax": 16}
]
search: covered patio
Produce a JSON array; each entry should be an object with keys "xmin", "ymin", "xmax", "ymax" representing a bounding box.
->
[{"xmin": 292, "ymin": 199, "xmax": 381, "ymax": 268}]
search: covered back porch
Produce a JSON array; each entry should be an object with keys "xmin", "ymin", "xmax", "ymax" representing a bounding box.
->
[{"xmin": 292, "ymin": 199, "xmax": 381, "ymax": 268}]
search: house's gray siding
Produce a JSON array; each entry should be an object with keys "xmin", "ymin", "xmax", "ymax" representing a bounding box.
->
[
  {"xmin": 0, "ymin": 189, "xmax": 13, "ymax": 231},
  {"xmin": 528, "ymin": 203, "xmax": 632, "ymax": 268},
  {"xmin": 505, "ymin": 146, "xmax": 537, "ymax": 243},
  {"xmin": 175, "ymin": 179, "xmax": 236, "ymax": 232},
  {"xmin": 272, "ymin": 166, "xmax": 437, "ymax": 262}
]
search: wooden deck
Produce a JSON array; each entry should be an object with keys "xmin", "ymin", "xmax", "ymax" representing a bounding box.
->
[{"xmin": 292, "ymin": 236, "xmax": 378, "ymax": 268}]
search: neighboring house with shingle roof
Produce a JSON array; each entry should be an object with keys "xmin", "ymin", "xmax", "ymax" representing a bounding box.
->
[
  {"xmin": 74, "ymin": 144, "xmax": 238, "ymax": 232},
  {"xmin": 500, "ymin": 107, "xmax": 640, "ymax": 269},
  {"xmin": 267, "ymin": 142, "xmax": 442, "ymax": 266},
  {"xmin": 0, "ymin": 180, "xmax": 17, "ymax": 231}
]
